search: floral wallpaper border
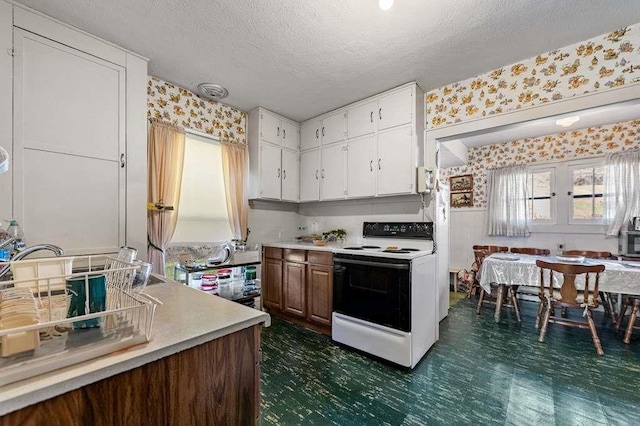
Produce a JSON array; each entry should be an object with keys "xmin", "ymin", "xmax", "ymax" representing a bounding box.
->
[
  {"xmin": 147, "ymin": 76, "xmax": 246, "ymax": 145},
  {"xmin": 426, "ymin": 23, "xmax": 640, "ymax": 130},
  {"xmin": 441, "ymin": 119, "xmax": 640, "ymax": 208}
]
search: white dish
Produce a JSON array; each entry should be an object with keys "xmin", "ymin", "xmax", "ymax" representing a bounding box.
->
[
  {"xmin": 493, "ymin": 254, "xmax": 519, "ymax": 261},
  {"xmin": 556, "ymin": 255, "xmax": 585, "ymax": 263}
]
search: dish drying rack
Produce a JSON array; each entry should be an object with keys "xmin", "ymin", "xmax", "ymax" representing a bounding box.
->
[{"xmin": 0, "ymin": 255, "xmax": 161, "ymax": 386}]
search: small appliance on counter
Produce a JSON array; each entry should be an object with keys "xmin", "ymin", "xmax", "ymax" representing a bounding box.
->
[{"xmin": 619, "ymin": 230, "xmax": 640, "ymax": 256}]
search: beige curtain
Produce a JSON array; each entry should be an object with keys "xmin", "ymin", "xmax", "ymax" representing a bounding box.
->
[
  {"xmin": 221, "ymin": 142, "xmax": 249, "ymax": 240},
  {"xmin": 147, "ymin": 120, "xmax": 186, "ymax": 275}
]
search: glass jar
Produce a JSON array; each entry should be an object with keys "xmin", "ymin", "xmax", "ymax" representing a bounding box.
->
[{"xmin": 244, "ymin": 266, "xmax": 257, "ymax": 284}]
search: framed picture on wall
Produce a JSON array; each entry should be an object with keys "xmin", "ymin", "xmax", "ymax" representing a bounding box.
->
[
  {"xmin": 451, "ymin": 191, "xmax": 473, "ymax": 208},
  {"xmin": 449, "ymin": 174, "xmax": 473, "ymax": 192}
]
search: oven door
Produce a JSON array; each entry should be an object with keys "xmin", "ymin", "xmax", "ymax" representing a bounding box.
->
[{"xmin": 333, "ymin": 254, "xmax": 411, "ymax": 332}]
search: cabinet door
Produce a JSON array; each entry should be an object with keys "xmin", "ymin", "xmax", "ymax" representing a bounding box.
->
[
  {"xmin": 300, "ymin": 120, "xmax": 321, "ymax": 151},
  {"xmin": 260, "ymin": 110, "xmax": 281, "ymax": 145},
  {"xmin": 306, "ymin": 264, "xmax": 333, "ymax": 326},
  {"xmin": 13, "ymin": 29, "xmax": 126, "ymax": 254},
  {"xmin": 378, "ymin": 86, "xmax": 413, "ymax": 131},
  {"xmin": 299, "ymin": 149, "xmax": 320, "ymax": 202},
  {"xmin": 347, "ymin": 135, "xmax": 375, "ymax": 198},
  {"xmin": 281, "ymin": 149, "xmax": 299, "ymax": 202},
  {"xmin": 0, "ymin": 2, "xmax": 11, "ymax": 221},
  {"xmin": 377, "ymin": 125, "xmax": 414, "ymax": 196},
  {"xmin": 260, "ymin": 143, "xmax": 281, "ymax": 199},
  {"xmin": 347, "ymin": 101, "xmax": 377, "ymax": 139},
  {"xmin": 263, "ymin": 258, "xmax": 283, "ymax": 310},
  {"xmin": 280, "ymin": 120, "xmax": 299, "ymax": 151},
  {"xmin": 320, "ymin": 144, "xmax": 346, "ymax": 200},
  {"xmin": 283, "ymin": 261, "xmax": 306, "ymax": 317},
  {"xmin": 321, "ymin": 111, "xmax": 346, "ymax": 145}
]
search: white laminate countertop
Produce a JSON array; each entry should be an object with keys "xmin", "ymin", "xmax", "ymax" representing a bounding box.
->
[
  {"xmin": 0, "ymin": 279, "xmax": 270, "ymax": 416},
  {"xmin": 262, "ymin": 241, "xmax": 344, "ymax": 252}
]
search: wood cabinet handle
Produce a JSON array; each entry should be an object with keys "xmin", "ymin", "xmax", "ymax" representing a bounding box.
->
[
  {"xmin": 379, "ymin": 108, "xmax": 382, "ymax": 120},
  {"xmin": 370, "ymin": 111, "xmax": 373, "ymax": 123}
]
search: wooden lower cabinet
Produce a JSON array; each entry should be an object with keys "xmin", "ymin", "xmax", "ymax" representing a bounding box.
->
[
  {"xmin": 0, "ymin": 325, "xmax": 262, "ymax": 426},
  {"xmin": 306, "ymin": 264, "xmax": 333, "ymax": 326},
  {"xmin": 263, "ymin": 248, "xmax": 333, "ymax": 335},
  {"xmin": 283, "ymin": 261, "xmax": 306, "ymax": 317}
]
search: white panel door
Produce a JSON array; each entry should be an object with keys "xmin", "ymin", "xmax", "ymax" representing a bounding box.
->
[
  {"xmin": 281, "ymin": 149, "xmax": 299, "ymax": 202},
  {"xmin": 300, "ymin": 120, "xmax": 321, "ymax": 151},
  {"xmin": 321, "ymin": 112, "xmax": 346, "ymax": 146},
  {"xmin": 260, "ymin": 110, "xmax": 281, "ymax": 145},
  {"xmin": 377, "ymin": 126, "xmax": 414, "ymax": 196},
  {"xmin": 321, "ymin": 144, "xmax": 346, "ymax": 200},
  {"xmin": 260, "ymin": 143, "xmax": 282, "ymax": 200},
  {"xmin": 347, "ymin": 101, "xmax": 377, "ymax": 139},
  {"xmin": 13, "ymin": 29, "xmax": 126, "ymax": 253},
  {"xmin": 281, "ymin": 120, "xmax": 299, "ymax": 151},
  {"xmin": 378, "ymin": 86, "xmax": 413, "ymax": 131},
  {"xmin": 299, "ymin": 149, "xmax": 320, "ymax": 202},
  {"xmin": 347, "ymin": 135, "xmax": 375, "ymax": 198},
  {"xmin": 0, "ymin": 2, "xmax": 12, "ymax": 221}
]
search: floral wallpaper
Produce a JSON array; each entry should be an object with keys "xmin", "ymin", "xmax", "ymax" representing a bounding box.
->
[
  {"xmin": 147, "ymin": 77, "xmax": 246, "ymax": 144},
  {"xmin": 426, "ymin": 24, "xmax": 640, "ymax": 130},
  {"xmin": 441, "ymin": 119, "xmax": 640, "ymax": 208}
]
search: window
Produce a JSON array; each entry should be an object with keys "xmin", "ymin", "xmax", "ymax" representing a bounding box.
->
[
  {"xmin": 526, "ymin": 168, "xmax": 554, "ymax": 223},
  {"xmin": 568, "ymin": 164, "xmax": 604, "ymax": 223},
  {"xmin": 171, "ymin": 133, "xmax": 233, "ymax": 243}
]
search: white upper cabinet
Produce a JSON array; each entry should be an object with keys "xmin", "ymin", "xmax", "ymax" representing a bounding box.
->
[
  {"xmin": 377, "ymin": 125, "xmax": 414, "ymax": 196},
  {"xmin": 299, "ymin": 149, "xmax": 320, "ymax": 202},
  {"xmin": 347, "ymin": 101, "xmax": 377, "ymax": 139},
  {"xmin": 320, "ymin": 143, "xmax": 347, "ymax": 200},
  {"xmin": 0, "ymin": 1, "xmax": 12, "ymax": 222},
  {"xmin": 281, "ymin": 149, "xmax": 299, "ymax": 202},
  {"xmin": 281, "ymin": 119, "xmax": 299, "ymax": 151},
  {"xmin": 347, "ymin": 135, "xmax": 375, "ymax": 198},
  {"xmin": 259, "ymin": 110, "xmax": 281, "ymax": 145},
  {"xmin": 300, "ymin": 120, "xmax": 321, "ymax": 151},
  {"xmin": 259, "ymin": 143, "xmax": 282, "ymax": 200},
  {"xmin": 378, "ymin": 86, "xmax": 413, "ymax": 131},
  {"xmin": 320, "ymin": 111, "xmax": 346, "ymax": 146}
]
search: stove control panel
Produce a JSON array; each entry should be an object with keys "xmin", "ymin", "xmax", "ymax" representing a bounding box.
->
[{"xmin": 363, "ymin": 222, "xmax": 433, "ymax": 239}]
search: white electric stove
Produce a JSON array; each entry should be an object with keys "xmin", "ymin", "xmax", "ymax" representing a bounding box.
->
[{"xmin": 332, "ymin": 222, "xmax": 437, "ymax": 369}]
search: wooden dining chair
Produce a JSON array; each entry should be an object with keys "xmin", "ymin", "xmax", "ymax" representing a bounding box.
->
[
  {"xmin": 467, "ymin": 245, "xmax": 509, "ymax": 298},
  {"xmin": 615, "ymin": 256, "xmax": 640, "ymax": 343},
  {"xmin": 475, "ymin": 248, "xmax": 521, "ymax": 323},
  {"xmin": 536, "ymin": 259, "xmax": 606, "ymax": 355},
  {"xmin": 561, "ymin": 250, "xmax": 613, "ymax": 259},
  {"xmin": 510, "ymin": 247, "xmax": 550, "ymax": 256}
]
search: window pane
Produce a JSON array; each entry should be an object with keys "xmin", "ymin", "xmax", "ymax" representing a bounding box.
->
[
  {"xmin": 532, "ymin": 171, "xmax": 551, "ymax": 198},
  {"xmin": 573, "ymin": 197, "xmax": 595, "ymax": 219},
  {"xmin": 593, "ymin": 166, "xmax": 604, "ymax": 196},
  {"xmin": 572, "ymin": 167, "xmax": 593, "ymax": 195},
  {"xmin": 593, "ymin": 197, "xmax": 604, "ymax": 218},
  {"xmin": 532, "ymin": 199, "xmax": 551, "ymax": 220},
  {"xmin": 172, "ymin": 134, "xmax": 233, "ymax": 242}
]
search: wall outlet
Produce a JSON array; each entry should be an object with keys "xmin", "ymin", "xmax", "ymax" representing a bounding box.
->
[{"xmin": 298, "ymin": 226, "xmax": 307, "ymax": 231}]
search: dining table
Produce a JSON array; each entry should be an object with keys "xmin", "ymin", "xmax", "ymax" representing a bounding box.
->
[{"xmin": 478, "ymin": 253, "xmax": 640, "ymax": 324}]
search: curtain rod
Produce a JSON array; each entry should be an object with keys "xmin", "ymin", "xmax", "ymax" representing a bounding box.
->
[{"xmin": 184, "ymin": 127, "xmax": 221, "ymax": 142}]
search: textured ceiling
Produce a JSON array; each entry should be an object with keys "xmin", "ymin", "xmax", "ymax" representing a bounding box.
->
[{"xmin": 13, "ymin": 0, "xmax": 640, "ymax": 122}]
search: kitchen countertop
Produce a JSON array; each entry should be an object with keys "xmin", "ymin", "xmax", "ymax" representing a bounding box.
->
[
  {"xmin": 262, "ymin": 241, "xmax": 348, "ymax": 252},
  {"xmin": 0, "ymin": 278, "xmax": 270, "ymax": 416}
]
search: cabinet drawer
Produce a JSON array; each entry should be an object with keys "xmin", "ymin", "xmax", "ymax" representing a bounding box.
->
[
  {"xmin": 264, "ymin": 247, "xmax": 283, "ymax": 259},
  {"xmin": 284, "ymin": 249, "xmax": 306, "ymax": 263},
  {"xmin": 307, "ymin": 251, "xmax": 333, "ymax": 266}
]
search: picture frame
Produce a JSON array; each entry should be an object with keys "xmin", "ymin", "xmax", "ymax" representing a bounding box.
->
[
  {"xmin": 450, "ymin": 191, "xmax": 473, "ymax": 208},
  {"xmin": 449, "ymin": 174, "xmax": 473, "ymax": 192}
]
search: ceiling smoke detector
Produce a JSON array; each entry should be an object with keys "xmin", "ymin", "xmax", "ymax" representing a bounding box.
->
[{"xmin": 197, "ymin": 83, "xmax": 229, "ymax": 100}]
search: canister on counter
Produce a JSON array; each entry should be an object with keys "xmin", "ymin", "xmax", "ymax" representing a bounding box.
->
[
  {"xmin": 244, "ymin": 266, "xmax": 257, "ymax": 284},
  {"xmin": 201, "ymin": 274, "xmax": 218, "ymax": 291},
  {"xmin": 217, "ymin": 269, "xmax": 232, "ymax": 286}
]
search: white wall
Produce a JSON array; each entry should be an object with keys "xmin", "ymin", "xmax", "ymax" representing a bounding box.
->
[
  {"xmin": 248, "ymin": 201, "xmax": 301, "ymax": 244},
  {"xmin": 449, "ymin": 208, "xmax": 619, "ymax": 271}
]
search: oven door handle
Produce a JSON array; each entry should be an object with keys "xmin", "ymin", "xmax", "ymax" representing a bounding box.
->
[{"xmin": 334, "ymin": 258, "xmax": 409, "ymax": 270}]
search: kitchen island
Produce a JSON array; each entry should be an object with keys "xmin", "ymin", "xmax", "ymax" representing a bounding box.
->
[{"xmin": 0, "ymin": 278, "xmax": 270, "ymax": 425}]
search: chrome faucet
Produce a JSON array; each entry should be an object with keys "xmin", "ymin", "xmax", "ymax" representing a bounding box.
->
[{"xmin": 0, "ymin": 244, "xmax": 65, "ymax": 279}]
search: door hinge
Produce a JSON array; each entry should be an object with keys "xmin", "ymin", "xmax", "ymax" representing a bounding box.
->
[{"xmin": 6, "ymin": 48, "xmax": 14, "ymax": 57}]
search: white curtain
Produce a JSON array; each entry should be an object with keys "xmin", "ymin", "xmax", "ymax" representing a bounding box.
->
[
  {"xmin": 603, "ymin": 149, "xmax": 640, "ymax": 236},
  {"xmin": 485, "ymin": 165, "xmax": 530, "ymax": 237}
]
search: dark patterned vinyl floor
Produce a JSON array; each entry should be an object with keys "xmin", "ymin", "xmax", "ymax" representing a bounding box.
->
[{"xmin": 260, "ymin": 297, "xmax": 640, "ymax": 425}]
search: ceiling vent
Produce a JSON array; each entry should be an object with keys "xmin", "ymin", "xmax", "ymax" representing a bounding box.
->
[{"xmin": 197, "ymin": 83, "xmax": 229, "ymax": 100}]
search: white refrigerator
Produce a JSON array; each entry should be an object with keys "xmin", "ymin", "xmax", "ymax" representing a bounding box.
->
[{"xmin": 436, "ymin": 183, "xmax": 450, "ymax": 321}]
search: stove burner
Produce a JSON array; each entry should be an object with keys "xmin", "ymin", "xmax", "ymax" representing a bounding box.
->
[
  {"xmin": 382, "ymin": 249, "xmax": 411, "ymax": 254},
  {"xmin": 343, "ymin": 247, "xmax": 364, "ymax": 250},
  {"xmin": 400, "ymin": 248, "xmax": 420, "ymax": 252},
  {"xmin": 362, "ymin": 245, "xmax": 381, "ymax": 249}
]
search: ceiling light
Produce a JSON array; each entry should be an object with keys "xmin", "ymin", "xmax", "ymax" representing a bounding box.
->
[
  {"xmin": 379, "ymin": 0, "xmax": 393, "ymax": 10},
  {"xmin": 555, "ymin": 116, "xmax": 581, "ymax": 128},
  {"xmin": 197, "ymin": 83, "xmax": 229, "ymax": 100}
]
